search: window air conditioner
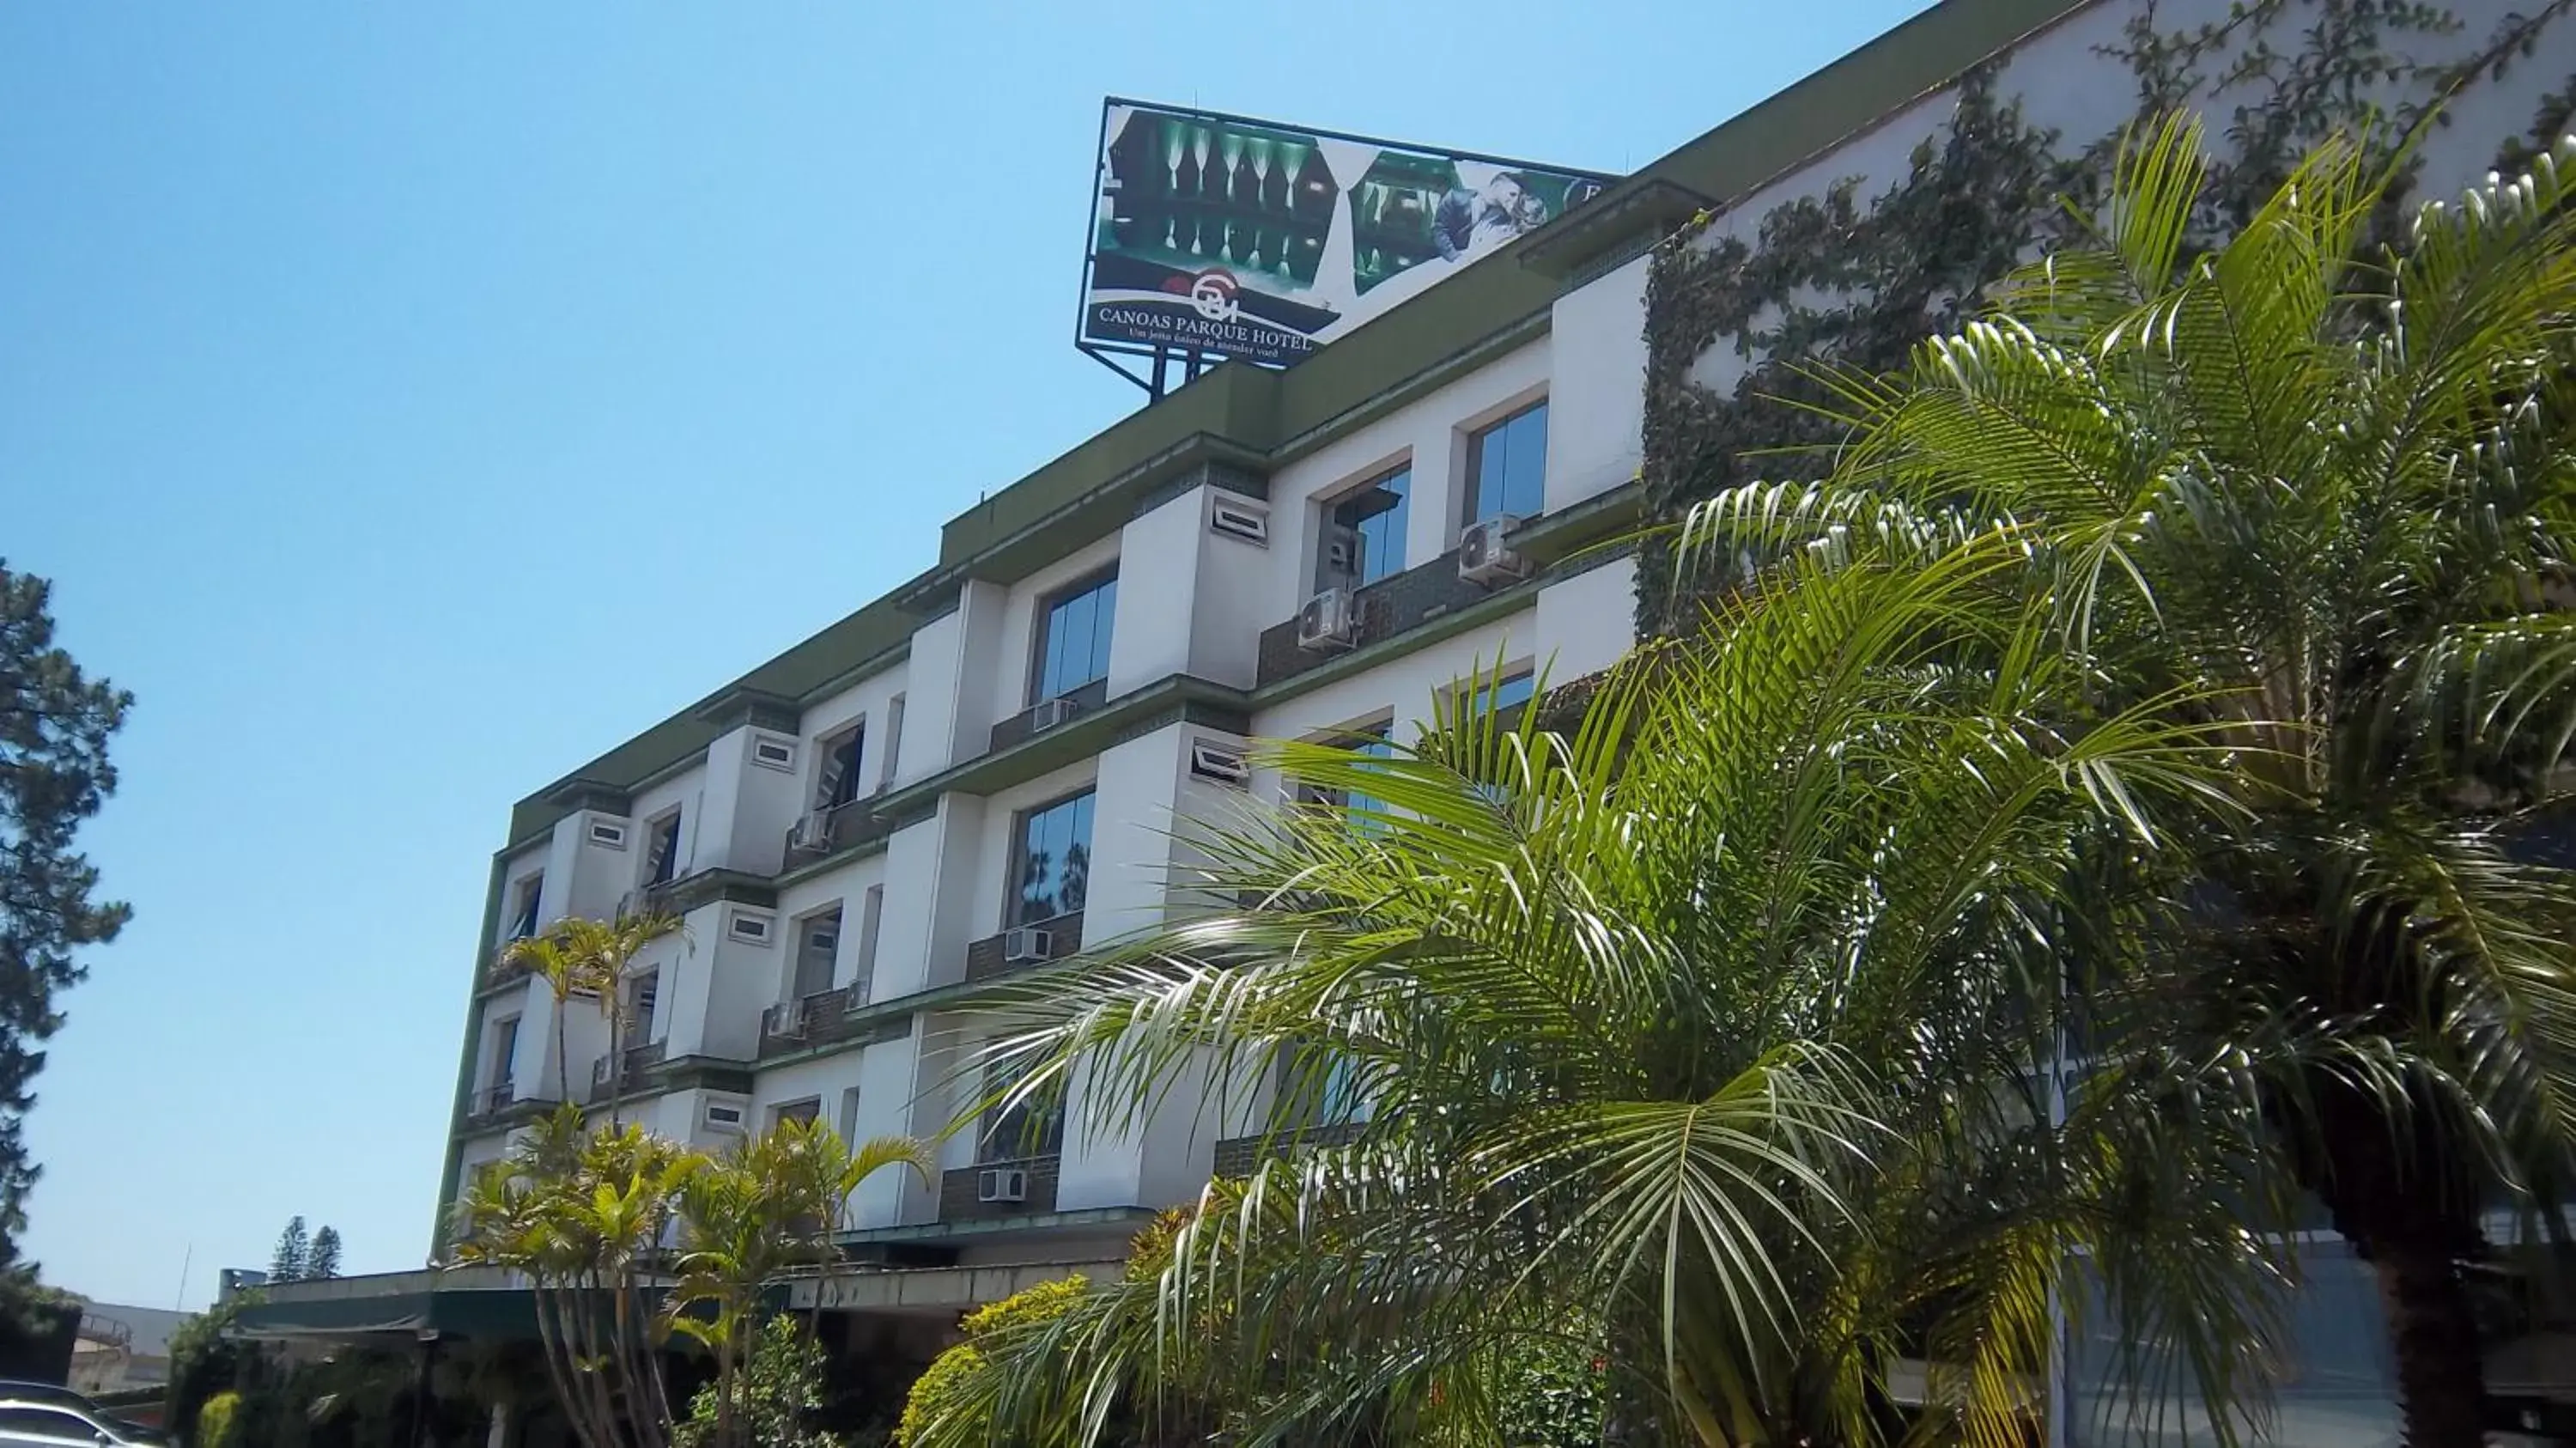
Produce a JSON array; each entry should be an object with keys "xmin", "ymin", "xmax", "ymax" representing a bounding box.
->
[
  {"xmin": 762, "ymin": 1001, "xmax": 805, "ymax": 1038},
  {"xmin": 1296, "ymin": 587, "xmax": 1358, "ymax": 652},
  {"xmin": 977, "ymin": 1168, "xmax": 1029, "ymax": 1204},
  {"xmin": 1002, "ymin": 928, "xmax": 1054, "ymax": 964},
  {"xmin": 1458, "ymin": 515, "xmax": 1529, "ymax": 586},
  {"xmin": 1321, "ymin": 526, "xmax": 1361, "ymax": 581},
  {"xmin": 1027, "ymin": 697, "xmax": 1076, "ymax": 733},
  {"xmin": 788, "ymin": 809, "xmax": 832, "ymax": 851}
]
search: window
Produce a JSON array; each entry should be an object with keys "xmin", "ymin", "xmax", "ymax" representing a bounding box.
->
[
  {"xmin": 506, "ymin": 873, "xmax": 544, "ymax": 940},
  {"xmin": 853, "ymin": 885, "xmax": 885, "ymax": 1002},
  {"xmin": 1465, "ymin": 401, "xmax": 1549, "ymax": 524},
  {"xmin": 838, "ymin": 1086, "xmax": 865, "ymax": 1143},
  {"xmin": 1321, "ymin": 466, "xmax": 1411, "ymax": 588},
  {"xmin": 1032, "ymin": 571, "xmax": 1118, "ymax": 703},
  {"xmin": 1012, "ymin": 790, "xmax": 1096, "ymax": 925},
  {"xmin": 642, "ymin": 809, "xmax": 682, "ymax": 886},
  {"xmin": 772, "ymin": 1098, "xmax": 821, "ymax": 1130},
  {"xmin": 1463, "ymin": 670, "xmax": 1536, "ymax": 719},
  {"xmin": 879, "ymin": 695, "xmax": 906, "ymax": 788},
  {"xmin": 816, "ymin": 724, "xmax": 866, "ymax": 809},
  {"xmin": 980, "ymin": 1056, "xmax": 1065, "ymax": 1162},
  {"xmin": 0, "ymin": 1404, "xmax": 98, "ymax": 1443},
  {"xmin": 1298, "ymin": 724, "xmax": 1395, "ymax": 829},
  {"xmin": 793, "ymin": 910, "xmax": 841, "ymax": 999},
  {"xmin": 629, "ymin": 972, "xmax": 659, "ymax": 1041},
  {"xmin": 489, "ymin": 1017, "xmax": 520, "ymax": 1091}
]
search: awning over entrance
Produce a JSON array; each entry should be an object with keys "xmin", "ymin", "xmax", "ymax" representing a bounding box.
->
[{"xmin": 231, "ymin": 1267, "xmax": 545, "ymax": 1342}]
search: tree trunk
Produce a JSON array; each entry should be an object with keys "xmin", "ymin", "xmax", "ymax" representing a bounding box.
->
[
  {"xmin": 2368, "ymin": 1232, "xmax": 2489, "ymax": 1448},
  {"xmin": 2296, "ymin": 1072, "xmax": 2490, "ymax": 1448}
]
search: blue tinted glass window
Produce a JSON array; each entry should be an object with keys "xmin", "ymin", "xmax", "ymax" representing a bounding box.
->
[
  {"xmin": 1467, "ymin": 403, "xmax": 1549, "ymax": 523},
  {"xmin": 1035, "ymin": 574, "xmax": 1118, "ymax": 700},
  {"xmin": 1013, "ymin": 790, "xmax": 1096, "ymax": 925},
  {"xmin": 1329, "ymin": 467, "xmax": 1411, "ymax": 587}
]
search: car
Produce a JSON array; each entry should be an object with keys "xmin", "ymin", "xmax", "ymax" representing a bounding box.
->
[{"xmin": 0, "ymin": 1396, "xmax": 169, "ymax": 1446}]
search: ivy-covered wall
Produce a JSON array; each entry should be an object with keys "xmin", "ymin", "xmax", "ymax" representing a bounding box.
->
[{"xmin": 1636, "ymin": 0, "xmax": 2576, "ymax": 633}]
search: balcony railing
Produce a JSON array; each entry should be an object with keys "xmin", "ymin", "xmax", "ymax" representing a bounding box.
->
[
  {"xmin": 586, "ymin": 1040, "xmax": 668, "ymax": 1102},
  {"xmin": 783, "ymin": 795, "xmax": 898, "ymax": 866},
  {"xmin": 938, "ymin": 1153, "xmax": 1062, "ymax": 1222},
  {"xmin": 1211, "ymin": 1121, "xmax": 1366, "ymax": 1178},
  {"xmin": 1255, "ymin": 549, "xmax": 1496, "ymax": 690},
  {"xmin": 987, "ymin": 678, "xmax": 1109, "ymax": 757},
  {"xmin": 757, "ymin": 984, "xmax": 879, "ymax": 1058},
  {"xmin": 467, "ymin": 1082, "xmax": 560, "ymax": 1125},
  {"xmin": 963, "ymin": 912, "xmax": 1084, "ymax": 984}
]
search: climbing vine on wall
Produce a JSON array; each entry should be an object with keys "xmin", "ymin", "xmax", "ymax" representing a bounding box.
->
[{"xmin": 1635, "ymin": 0, "xmax": 2576, "ymax": 633}]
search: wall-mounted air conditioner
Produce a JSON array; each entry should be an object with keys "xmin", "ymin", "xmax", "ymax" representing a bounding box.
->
[
  {"xmin": 1459, "ymin": 515, "xmax": 1529, "ymax": 586},
  {"xmin": 1002, "ymin": 928, "xmax": 1054, "ymax": 964},
  {"xmin": 762, "ymin": 1001, "xmax": 804, "ymax": 1038},
  {"xmin": 977, "ymin": 1168, "xmax": 1029, "ymax": 1204},
  {"xmin": 787, "ymin": 809, "xmax": 832, "ymax": 852},
  {"xmin": 1297, "ymin": 588, "xmax": 1358, "ymax": 652},
  {"xmin": 1027, "ymin": 697, "xmax": 1076, "ymax": 733},
  {"xmin": 1321, "ymin": 526, "xmax": 1361, "ymax": 581}
]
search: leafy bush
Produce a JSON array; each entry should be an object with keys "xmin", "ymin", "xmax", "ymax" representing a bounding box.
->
[
  {"xmin": 896, "ymin": 1276, "xmax": 1089, "ymax": 1448},
  {"xmin": 196, "ymin": 1390, "xmax": 240, "ymax": 1448},
  {"xmin": 678, "ymin": 1315, "xmax": 848, "ymax": 1448}
]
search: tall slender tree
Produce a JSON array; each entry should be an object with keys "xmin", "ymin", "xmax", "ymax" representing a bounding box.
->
[
  {"xmin": 267, "ymin": 1217, "xmax": 308, "ymax": 1285},
  {"xmin": 0, "ymin": 563, "xmax": 131, "ymax": 1269},
  {"xmin": 305, "ymin": 1226, "xmax": 342, "ymax": 1281}
]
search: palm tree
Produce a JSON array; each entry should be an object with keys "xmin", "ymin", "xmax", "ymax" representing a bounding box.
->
[
  {"xmin": 499, "ymin": 933, "xmax": 604, "ymax": 1108},
  {"xmin": 667, "ymin": 1118, "xmax": 928, "ymax": 1448},
  {"xmin": 451, "ymin": 1106, "xmax": 698, "ymax": 1448},
  {"xmin": 1692, "ymin": 117, "xmax": 2576, "ymax": 1448},
  {"xmin": 553, "ymin": 911, "xmax": 684, "ymax": 1127},
  {"xmin": 933, "ymin": 532, "xmax": 2263, "ymax": 1448}
]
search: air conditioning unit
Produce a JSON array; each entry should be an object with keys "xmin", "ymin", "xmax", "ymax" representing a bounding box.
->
[
  {"xmin": 787, "ymin": 809, "xmax": 832, "ymax": 852},
  {"xmin": 590, "ymin": 1056, "xmax": 615, "ymax": 1087},
  {"xmin": 1027, "ymin": 697, "xmax": 1076, "ymax": 733},
  {"xmin": 1296, "ymin": 587, "xmax": 1358, "ymax": 653},
  {"xmin": 1003, "ymin": 928, "xmax": 1054, "ymax": 964},
  {"xmin": 762, "ymin": 1001, "xmax": 805, "ymax": 1038},
  {"xmin": 977, "ymin": 1168, "xmax": 1029, "ymax": 1204},
  {"xmin": 1189, "ymin": 740, "xmax": 1250, "ymax": 786},
  {"xmin": 1459, "ymin": 515, "xmax": 1529, "ymax": 585},
  {"xmin": 1320, "ymin": 526, "xmax": 1361, "ymax": 581}
]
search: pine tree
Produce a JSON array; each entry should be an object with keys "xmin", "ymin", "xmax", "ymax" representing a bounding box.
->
[
  {"xmin": 267, "ymin": 1216, "xmax": 307, "ymax": 1284},
  {"xmin": 305, "ymin": 1226, "xmax": 340, "ymax": 1281},
  {"xmin": 0, "ymin": 563, "xmax": 131, "ymax": 1269}
]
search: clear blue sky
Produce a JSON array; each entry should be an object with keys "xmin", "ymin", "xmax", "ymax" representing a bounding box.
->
[{"xmin": 2, "ymin": 1, "xmax": 1937, "ymax": 1310}]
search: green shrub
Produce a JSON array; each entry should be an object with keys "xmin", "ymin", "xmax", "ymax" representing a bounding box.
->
[
  {"xmin": 896, "ymin": 1275, "xmax": 1089, "ymax": 1448},
  {"xmin": 196, "ymin": 1390, "xmax": 240, "ymax": 1448}
]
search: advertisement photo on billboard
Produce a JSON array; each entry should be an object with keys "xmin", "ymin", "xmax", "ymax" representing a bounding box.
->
[{"xmin": 1081, "ymin": 100, "xmax": 1614, "ymax": 370}]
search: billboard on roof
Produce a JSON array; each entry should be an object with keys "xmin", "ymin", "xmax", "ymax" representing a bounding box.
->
[{"xmin": 1080, "ymin": 100, "xmax": 1615, "ymax": 369}]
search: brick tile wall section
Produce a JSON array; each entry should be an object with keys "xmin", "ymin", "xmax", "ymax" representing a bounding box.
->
[
  {"xmin": 1211, "ymin": 1123, "xmax": 1366, "ymax": 1178},
  {"xmin": 1255, "ymin": 549, "xmax": 1493, "ymax": 688},
  {"xmin": 987, "ymin": 678, "xmax": 1111, "ymax": 757},
  {"xmin": 939, "ymin": 1155, "xmax": 1062, "ymax": 1220},
  {"xmin": 962, "ymin": 912, "xmax": 1084, "ymax": 984}
]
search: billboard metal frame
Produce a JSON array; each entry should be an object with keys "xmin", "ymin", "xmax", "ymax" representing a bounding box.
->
[{"xmin": 1075, "ymin": 97, "xmax": 1614, "ymax": 398}]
